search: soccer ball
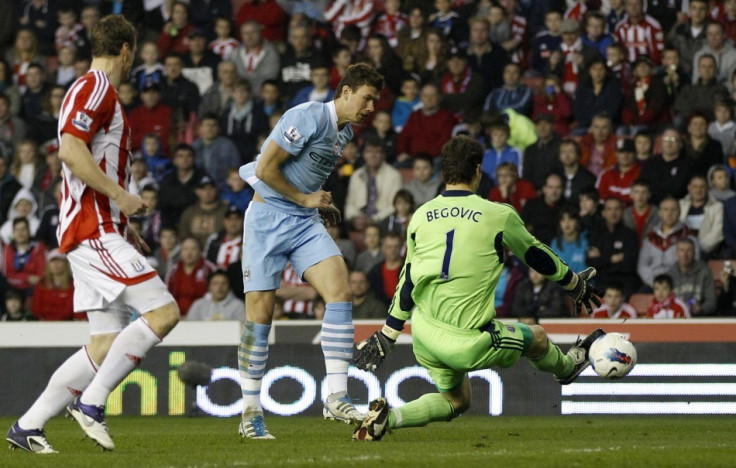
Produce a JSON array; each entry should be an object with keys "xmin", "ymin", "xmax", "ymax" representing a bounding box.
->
[{"xmin": 588, "ymin": 333, "xmax": 637, "ymax": 379}]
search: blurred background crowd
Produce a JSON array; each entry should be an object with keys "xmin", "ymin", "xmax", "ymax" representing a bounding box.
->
[{"xmin": 3, "ymin": 0, "xmax": 736, "ymax": 323}]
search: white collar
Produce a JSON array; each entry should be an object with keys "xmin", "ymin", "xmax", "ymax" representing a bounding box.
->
[{"xmin": 326, "ymin": 100, "xmax": 338, "ymax": 132}]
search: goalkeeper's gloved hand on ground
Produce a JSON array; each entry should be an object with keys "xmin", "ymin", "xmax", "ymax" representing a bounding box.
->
[
  {"xmin": 353, "ymin": 325, "xmax": 400, "ymax": 371},
  {"xmin": 563, "ymin": 267, "xmax": 603, "ymax": 317}
]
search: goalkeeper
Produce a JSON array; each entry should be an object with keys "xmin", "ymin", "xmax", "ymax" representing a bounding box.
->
[{"xmin": 352, "ymin": 135, "xmax": 605, "ymax": 441}]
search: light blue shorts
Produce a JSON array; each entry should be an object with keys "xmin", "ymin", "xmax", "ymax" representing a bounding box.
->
[{"xmin": 241, "ymin": 201, "xmax": 341, "ymax": 293}]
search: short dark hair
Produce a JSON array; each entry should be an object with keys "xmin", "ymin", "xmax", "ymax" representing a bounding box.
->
[
  {"xmin": 393, "ymin": 189, "xmax": 415, "ymax": 211},
  {"xmin": 173, "ymin": 143, "xmax": 194, "ymax": 156},
  {"xmin": 604, "ymin": 282, "xmax": 624, "ymax": 294},
  {"xmin": 413, "ymin": 153, "xmax": 433, "ymax": 167},
  {"xmin": 91, "ymin": 15, "xmax": 137, "ymax": 58},
  {"xmin": 207, "ymin": 269, "xmax": 229, "ymax": 285},
  {"xmin": 12, "ymin": 217, "xmax": 29, "ymax": 229},
  {"xmin": 653, "ymin": 274, "xmax": 674, "ymax": 289},
  {"xmin": 559, "ymin": 138, "xmax": 582, "ymax": 157},
  {"xmin": 440, "ymin": 135, "xmax": 483, "ymax": 185},
  {"xmin": 201, "ymin": 112, "xmax": 220, "ymax": 124},
  {"xmin": 335, "ymin": 63, "xmax": 384, "ymax": 98}
]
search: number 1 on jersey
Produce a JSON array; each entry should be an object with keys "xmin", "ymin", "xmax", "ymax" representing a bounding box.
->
[{"xmin": 441, "ymin": 229, "xmax": 455, "ymax": 280}]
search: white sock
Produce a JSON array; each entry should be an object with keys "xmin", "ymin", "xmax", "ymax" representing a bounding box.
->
[
  {"xmin": 238, "ymin": 322, "xmax": 270, "ymax": 418},
  {"xmin": 18, "ymin": 347, "xmax": 98, "ymax": 430},
  {"xmin": 81, "ymin": 318, "xmax": 160, "ymax": 407}
]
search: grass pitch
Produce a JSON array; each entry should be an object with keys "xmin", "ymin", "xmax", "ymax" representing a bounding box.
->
[{"xmin": 1, "ymin": 415, "xmax": 735, "ymax": 467}]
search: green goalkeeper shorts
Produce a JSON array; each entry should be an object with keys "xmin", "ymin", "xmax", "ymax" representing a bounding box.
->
[{"xmin": 411, "ymin": 311, "xmax": 533, "ymax": 392}]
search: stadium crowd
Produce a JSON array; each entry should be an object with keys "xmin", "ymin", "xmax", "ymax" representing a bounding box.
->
[{"xmin": 2, "ymin": 0, "xmax": 736, "ymax": 322}]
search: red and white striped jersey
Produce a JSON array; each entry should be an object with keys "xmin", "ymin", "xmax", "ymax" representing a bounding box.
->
[
  {"xmin": 324, "ymin": 0, "xmax": 376, "ymax": 39},
  {"xmin": 209, "ymin": 37, "xmax": 240, "ymax": 61},
  {"xmin": 509, "ymin": 14, "xmax": 528, "ymax": 64},
  {"xmin": 215, "ymin": 236, "xmax": 241, "ymax": 269},
  {"xmin": 57, "ymin": 70, "xmax": 132, "ymax": 254},
  {"xmin": 564, "ymin": 2, "xmax": 587, "ymax": 22},
  {"xmin": 614, "ymin": 16, "xmax": 665, "ymax": 65},
  {"xmin": 281, "ymin": 263, "xmax": 313, "ymax": 317}
]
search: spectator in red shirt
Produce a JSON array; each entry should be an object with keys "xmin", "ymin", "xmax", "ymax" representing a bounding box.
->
[
  {"xmin": 30, "ymin": 249, "xmax": 75, "ymax": 321},
  {"xmin": 129, "ymin": 82, "xmax": 174, "ymax": 156},
  {"xmin": 614, "ymin": 0, "xmax": 665, "ymax": 65},
  {"xmin": 489, "ymin": 162, "xmax": 537, "ymax": 212},
  {"xmin": 590, "ymin": 283, "xmax": 638, "ymax": 319},
  {"xmin": 156, "ymin": 2, "xmax": 194, "ymax": 58},
  {"xmin": 367, "ymin": 232, "xmax": 403, "ymax": 306},
  {"xmin": 596, "ymin": 138, "xmax": 642, "ymax": 205},
  {"xmin": 580, "ymin": 113, "xmax": 618, "ymax": 176},
  {"xmin": 396, "ymin": 82, "xmax": 457, "ymax": 162},
  {"xmin": 532, "ymin": 75, "xmax": 572, "ymax": 136},
  {"xmin": 0, "ymin": 217, "xmax": 45, "ymax": 297},
  {"xmin": 647, "ymin": 273, "xmax": 691, "ymax": 318},
  {"xmin": 166, "ymin": 237, "xmax": 216, "ymax": 316}
]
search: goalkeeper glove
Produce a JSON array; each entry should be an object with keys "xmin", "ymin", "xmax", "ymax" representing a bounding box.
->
[
  {"xmin": 563, "ymin": 267, "xmax": 603, "ymax": 316},
  {"xmin": 353, "ymin": 325, "xmax": 399, "ymax": 371}
]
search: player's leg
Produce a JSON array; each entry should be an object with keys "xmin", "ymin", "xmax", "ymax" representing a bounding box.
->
[
  {"xmin": 302, "ymin": 253, "xmax": 362, "ymax": 424},
  {"xmin": 525, "ymin": 324, "xmax": 605, "ymax": 384},
  {"xmin": 237, "ymin": 202, "xmax": 287, "ymax": 439},
  {"xmin": 237, "ymin": 290, "xmax": 277, "ymax": 440}
]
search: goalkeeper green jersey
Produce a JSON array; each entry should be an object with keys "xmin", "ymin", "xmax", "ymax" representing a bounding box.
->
[{"xmin": 388, "ymin": 190, "xmax": 573, "ymax": 329}]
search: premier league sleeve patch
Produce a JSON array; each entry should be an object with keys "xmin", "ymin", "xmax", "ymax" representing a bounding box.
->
[
  {"xmin": 72, "ymin": 111, "xmax": 93, "ymax": 132},
  {"xmin": 283, "ymin": 126, "xmax": 303, "ymax": 144}
]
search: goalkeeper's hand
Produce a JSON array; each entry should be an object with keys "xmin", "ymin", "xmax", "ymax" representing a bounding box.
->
[
  {"xmin": 353, "ymin": 327, "xmax": 397, "ymax": 371},
  {"xmin": 563, "ymin": 267, "xmax": 603, "ymax": 316}
]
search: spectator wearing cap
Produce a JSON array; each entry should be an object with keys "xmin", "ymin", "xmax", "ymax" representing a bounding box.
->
[
  {"xmin": 440, "ymin": 47, "xmax": 487, "ymax": 118},
  {"xmin": 230, "ymin": 20, "xmax": 280, "ymax": 99},
  {"xmin": 551, "ymin": 18, "xmax": 602, "ymax": 97},
  {"xmin": 157, "ymin": 1, "xmax": 195, "ymax": 58},
  {"xmin": 692, "ymin": 22, "xmax": 736, "ymax": 87},
  {"xmin": 345, "ymin": 135, "xmax": 402, "ymax": 230},
  {"xmin": 158, "ymin": 143, "xmax": 207, "ymax": 229},
  {"xmin": 178, "ymin": 174, "xmax": 228, "ymax": 246},
  {"xmin": 192, "ymin": 113, "xmax": 241, "ymax": 191},
  {"xmin": 205, "ymin": 204, "xmax": 243, "ymax": 270},
  {"xmin": 523, "ymin": 114, "xmax": 562, "ymax": 191},
  {"xmin": 186, "ymin": 269, "xmax": 244, "ymax": 321},
  {"xmin": 467, "ymin": 16, "xmax": 509, "ymax": 92},
  {"xmin": 30, "ymin": 249, "xmax": 75, "ymax": 321},
  {"xmin": 483, "ymin": 62, "xmax": 532, "ymax": 116},
  {"xmin": 160, "ymin": 53, "xmax": 201, "ymax": 121},
  {"xmin": 129, "ymin": 81, "xmax": 175, "ymax": 157},
  {"xmin": 396, "ymin": 82, "xmax": 457, "ymax": 161},
  {"xmin": 621, "ymin": 56, "xmax": 671, "ymax": 134},
  {"xmin": 596, "ymin": 138, "xmax": 642, "ymax": 206},
  {"xmin": 532, "ymin": 75, "xmax": 572, "ymax": 137},
  {"xmin": 182, "ymin": 28, "xmax": 221, "ymax": 96}
]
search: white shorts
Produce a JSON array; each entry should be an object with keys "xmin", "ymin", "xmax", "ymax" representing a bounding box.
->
[{"xmin": 67, "ymin": 233, "xmax": 174, "ymax": 317}]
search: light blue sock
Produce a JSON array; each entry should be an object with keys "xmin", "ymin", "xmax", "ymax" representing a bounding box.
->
[
  {"xmin": 238, "ymin": 321, "xmax": 271, "ymax": 418},
  {"xmin": 321, "ymin": 302, "xmax": 354, "ymax": 395}
]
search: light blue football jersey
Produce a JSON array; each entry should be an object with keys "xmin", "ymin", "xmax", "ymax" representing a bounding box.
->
[{"xmin": 239, "ymin": 101, "xmax": 353, "ymax": 216}]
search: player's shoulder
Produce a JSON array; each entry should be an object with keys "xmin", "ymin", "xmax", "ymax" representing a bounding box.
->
[
  {"xmin": 282, "ymin": 101, "xmax": 328, "ymax": 129},
  {"xmin": 69, "ymin": 70, "xmax": 113, "ymax": 107}
]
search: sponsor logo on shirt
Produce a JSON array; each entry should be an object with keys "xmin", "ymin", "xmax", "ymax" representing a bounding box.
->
[
  {"xmin": 72, "ymin": 111, "xmax": 93, "ymax": 132},
  {"xmin": 283, "ymin": 126, "xmax": 303, "ymax": 144}
]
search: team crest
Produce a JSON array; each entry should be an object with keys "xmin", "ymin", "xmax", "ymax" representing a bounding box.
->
[
  {"xmin": 131, "ymin": 260, "xmax": 145, "ymax": 273},
  {"xmin": 72, "ymin": 111, "xmax": 93, "ymax": 132}
]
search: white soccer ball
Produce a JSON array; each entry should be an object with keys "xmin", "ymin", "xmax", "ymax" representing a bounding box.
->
[{"xmin": 588, "ymin": 333, "xmax": 637, "ymax": 379}]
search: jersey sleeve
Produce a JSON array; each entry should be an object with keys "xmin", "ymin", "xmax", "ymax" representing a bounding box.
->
[
  {"xmin": 500, "ymin": 205, "xmax": 574, "ymax": 286},
  {"xmin": 386, "ymin": 217, "xmax": 417, "ymax": 331},
  {"xmin": 271, "ymin": 105, "xmax": 320, "ymax": 156},
  {"xmin": 59, "ymin": 74, "xmax": 113, "ymax": 145}
]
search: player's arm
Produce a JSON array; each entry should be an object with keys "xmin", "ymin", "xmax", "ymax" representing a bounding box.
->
[
  {"xmin": 354, "ymin": 222, "xmax": 416, "ymax": 371},
  {"xmin": 59, "ymin": 133, "xmax": 146, "ymax": 217},
  {"xmin": 501, "ymin": 207, "xmax": 601, "ymax": 315}
]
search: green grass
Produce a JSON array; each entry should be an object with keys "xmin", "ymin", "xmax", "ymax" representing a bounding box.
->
[{"xmin": 1, "ymin": 415, "xmax": 735, "ymax": 467}]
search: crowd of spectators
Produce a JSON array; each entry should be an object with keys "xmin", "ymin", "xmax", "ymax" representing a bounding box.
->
[{"xmin": 4, "ymin": 0, "xmax": 736, "ymax": 322}]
